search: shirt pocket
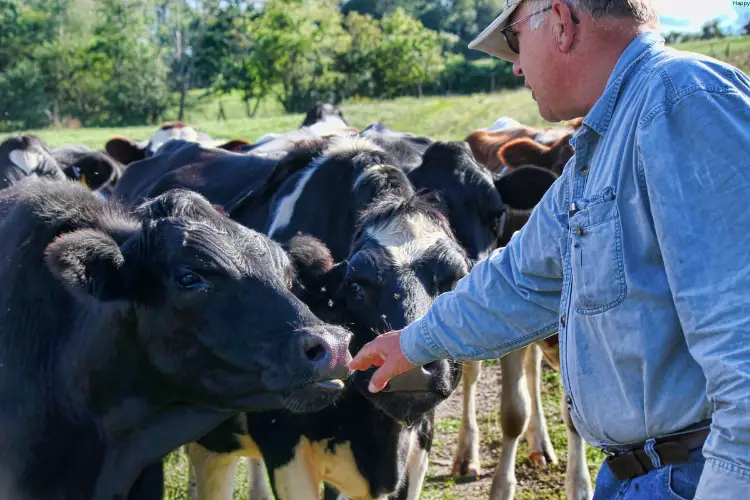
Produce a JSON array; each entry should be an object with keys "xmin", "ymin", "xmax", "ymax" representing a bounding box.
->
[{"xmin": 569, "ymin": 189, "xmax": 627, "ymax": 314}]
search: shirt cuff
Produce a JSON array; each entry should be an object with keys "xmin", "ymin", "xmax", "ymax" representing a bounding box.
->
[
  {"xmin": 399, "ymin": 319, "xmax": 445, "ymax": 366},
  {"xmin": 695, "ymin": 458, "xmax": 750, "ymax": 500}
]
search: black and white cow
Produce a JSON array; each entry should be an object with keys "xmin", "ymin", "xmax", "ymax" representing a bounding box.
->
[
  {"xmin": 0, "ymin": 178, "xmax": 353, "ymax": 500},
  {"xmin": 50, "ymin": 145, "xmax": 125, "ymax": 197},
  {"xmin": 104, "ymin": 121, "xmax": 248, "ymax": 166},
  {"xmin": 1, "ymin": 135, "xmax": 126, "ymax": 198},
  {"xmin": 113, "ymin": 135, "xmax": 469, "ymax": 500},
  {"xmin": 300, "ymin": 103, "xmax": 349, "ymax": 128},
  {"xmin": 1, "ymin": 135, "xmax": 67, "ymax": 189},
  {"xmin": 355, "ymin": 125, "xmax": 590, "ymax": 500},
  {"xmin": 359, "ymin": 122, "xmax": 435, "ymax": 173}
]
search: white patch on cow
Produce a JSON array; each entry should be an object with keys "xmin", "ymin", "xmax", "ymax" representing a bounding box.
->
[
  {"xmin": 9, "ymin": 149, "xmax": 40, "ymax": 175},
  {"xmin": 405, "ymin": 430, "xmax": 430, "ymax": 500},
  {"xmin": 267, "ymin": 164, "xmax": 318, "ymax": 238},
  {"xmin": 272, "ymin": 437, "xmax": 372, "ymax": 500},
  {"xmin": 185, "ymin": 442, "xmax": 242, "ymax": 500},
  {"xmin": 352, "ymin": 164, "xmax": 392, "ymax": 191},
  {"xmin": 147, "ymin": 126, "xmax": 202, "ymax": 154},
  {"xmin": 367, "ymin": 213, "xmax": 446, "ymax": 267},
  {"xmin": 534, "ymin": 128, "xmax": 570, "ymax": 145},
  {"xmin": 254, "ymin": 133, "xmax": 281, "ymax": 145},
  {"xmin": 306, "ymin": 115, "xmax": 356, "ymax": 139},
  {"xmin": 323, "ymin": 136, "xmax": 383, "ymax": 159},
  {"xmin": 487, "ymin": 116, "xmax": 524, "ymax": 132}
]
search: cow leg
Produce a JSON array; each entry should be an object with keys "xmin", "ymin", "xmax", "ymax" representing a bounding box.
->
[
  {"xmin": 185, "ymin": 442, "xmax": 238, "ymax": 500},
  {"xmin": 489, "ymin": 348, "xmax": 529, "ymax": 500},
  {"xmin": 561, "ymin": 399, "xmax": 593, "ymax": 500},
  {"xmin": 246, "ymin": 459, "xmax": 273, "ymax": 500},
  {"xmin": 268, "ymin": 458, "xmax": 320, "ymax": 500},
  {"xmin": 451, "ymin": 360, "xmax": 483, "ymax": 477},
  {"xmin": 524, "ymin": 344, "xmax": 557, "ymax": 466}
]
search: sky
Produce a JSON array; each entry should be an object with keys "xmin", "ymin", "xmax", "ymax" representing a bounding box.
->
[{"xmin": 658, "ymin": 0, "xmax": 745, "ymax": 33}]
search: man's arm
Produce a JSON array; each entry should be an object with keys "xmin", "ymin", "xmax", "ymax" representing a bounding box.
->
[
  {"xmin": 350, "ymin": 176, "xmax": 568, "ymax": 391},
  {"xmin": 638, "ymin": 88, "xmax": 750, "ymax": 499}
]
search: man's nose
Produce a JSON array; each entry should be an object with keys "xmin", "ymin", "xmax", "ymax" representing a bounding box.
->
[{"xmin": 513, "ymin": 60, "xmax": 523, "ymax": 77}]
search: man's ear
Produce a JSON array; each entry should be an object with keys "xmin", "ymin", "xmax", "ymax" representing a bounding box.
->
[
  {"xmin": 45, "ymin": 229, "xmax": 131, "ymax": 302},
  {"xmin": 552, "ymin": 0, "xmax": 577, "ymax": 54}
]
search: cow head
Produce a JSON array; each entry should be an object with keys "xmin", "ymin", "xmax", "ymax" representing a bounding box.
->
[
  {"xmin": 44, "ymin": 188, "xmax": 353, "ymax": 414},
  {"xmin": 408, "ymin": 141, "xmax": 505, "ymax": 262},
  {"xmin": 52, "ymin": 146, "xmax": 124, "ymax": 198},
  {"xmin": 1, "ymin": 135, "xmax": 66, "ymax": 189},
  {"xmin": 493, "ymin": 165, "xmax": 560, "ymax": 246},
  {"xmin": 301, "ymin": 194, "xmax": 468, "ymax": 423},
  {"xmin": 105, "ymin": 122, "xmax": 240, "ymax": 166},
  {"xmin": 359, "ymin": 122, "xmax": 435, "ymax": 172},
  {"xmin": 301, "ymin": 103, "xmax": 348, "ymax": 128},
  {"xmin": 497, "ymin": 134, "xmax": 575, "ymax": 176}
]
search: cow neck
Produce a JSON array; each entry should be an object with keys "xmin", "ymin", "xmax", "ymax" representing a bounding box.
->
[{"xmin": 57, "ymin": 305, "xmax": 233, "ymax": 500}]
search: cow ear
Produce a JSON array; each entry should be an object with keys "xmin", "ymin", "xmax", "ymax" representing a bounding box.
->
[
  {"xmin": 497, "ymin": 138, "xmax": 549, "ymax": 169},
  {"xmin": 284, "ymin": 234, "xmax": 335, "ymax": 284},
  {"xmin": 105, "ymin": 137, "xmax": 146, "ymax": 165},
  {"xmin": 133, "ymin": 189, "xmax": 214, "ymax": 221},
  {"xmin": 45, "ymin": 229, "xmax": 131, "ymax": 302},
  {"xmin": 494, "ymin": 166, "xmax": 558, "ymax": 210}
]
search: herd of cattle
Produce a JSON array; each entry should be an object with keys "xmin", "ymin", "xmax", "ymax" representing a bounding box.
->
[{"xmin": 0, "ymin": 103, "xmax": 589, "ymax": 500}]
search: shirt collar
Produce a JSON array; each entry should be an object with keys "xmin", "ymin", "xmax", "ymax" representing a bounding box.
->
[{"xmin": 578, "ymin": 30, "xmax": 665, "ymax": 138}]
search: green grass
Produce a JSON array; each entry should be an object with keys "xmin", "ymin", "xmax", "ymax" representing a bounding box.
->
[{"xmin": 0, "ymin": 88, "xmax": 549, "ymax": 149}]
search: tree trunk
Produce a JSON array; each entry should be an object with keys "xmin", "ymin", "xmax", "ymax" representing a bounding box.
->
[{"xmin": 178, "ymin": 63, "xmax": 192, "ymax": 122}]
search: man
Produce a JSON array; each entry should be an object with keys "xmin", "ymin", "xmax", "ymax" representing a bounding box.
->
[{"xmin": 348, "ymin": 0, "xmax": 750, "ymax": 498}]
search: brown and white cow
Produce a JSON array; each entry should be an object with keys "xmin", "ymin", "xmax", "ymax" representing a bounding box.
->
[
  {"xmin": 455, "ymin": 117, "xmax": 592, "ymax": 500},
  {"xmin": 466, "ymin": 116, "xmax": 582, "ymax": 174}
]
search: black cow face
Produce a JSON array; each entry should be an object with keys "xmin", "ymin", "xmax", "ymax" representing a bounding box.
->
[
  {"xmin": 409, "ymin": 141, "xmax": 506, "ymax": 262},
  {"xmin": 1, "ymin": 135, "xmax": 66, "ymax": 189},
  {"xmin": 45, "ymin": 189, "xmax": 352, "ymax": 413},
  {"xmin": 302, "ymin": 195, "xmax": 469, "ymax": 423}
]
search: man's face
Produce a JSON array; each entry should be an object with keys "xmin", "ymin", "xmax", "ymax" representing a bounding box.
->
[{"xmin": 510, "ymin": 3, "xmax": 570, "ymax": 121}]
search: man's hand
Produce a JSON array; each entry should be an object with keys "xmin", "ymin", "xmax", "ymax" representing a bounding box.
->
[{"xmin": 348, "ymin": 330, "xmax": 417, "ymax": 393}]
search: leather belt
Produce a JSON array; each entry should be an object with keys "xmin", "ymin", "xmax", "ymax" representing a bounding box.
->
[{"xmin": 605, "ymin": 427, "xmax": 710, "ymax": 481}]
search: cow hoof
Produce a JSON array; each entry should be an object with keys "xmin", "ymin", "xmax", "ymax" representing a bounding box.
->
[
  {"xmin": 528, "ymin": 444, "xmax": 558, "ymax": 467},
  {"xmin": 451, "ymin": 457, "xmax": 482, "ymax": 478}
]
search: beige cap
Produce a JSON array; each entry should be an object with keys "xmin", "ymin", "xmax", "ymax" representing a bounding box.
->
[{"xmin": 468, "ymin": 0, "xmax": 525, "ymax": 62}]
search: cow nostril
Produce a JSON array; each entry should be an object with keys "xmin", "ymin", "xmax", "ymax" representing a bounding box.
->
[{"xmin": 305, "ymin": 342, "xmax": 327, "ymax": 363}]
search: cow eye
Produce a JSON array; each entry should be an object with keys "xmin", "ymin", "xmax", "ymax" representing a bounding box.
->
[
  {"xmin": 176, "ymin": 271, "xmax": 207, "ymax": 290},
  {"xmin": 348, "ymin": 282, "xmax": 366, "ymax": 302}
]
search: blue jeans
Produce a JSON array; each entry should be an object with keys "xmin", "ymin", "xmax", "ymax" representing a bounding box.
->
[{"xmin": 593, "ymin": 448, "xmax": 706, "ymax": 500}]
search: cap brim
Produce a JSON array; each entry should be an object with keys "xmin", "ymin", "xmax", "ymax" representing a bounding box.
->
[{"xmin": 468, "ymin": 5, "xmax": 519, "ymax": 62}]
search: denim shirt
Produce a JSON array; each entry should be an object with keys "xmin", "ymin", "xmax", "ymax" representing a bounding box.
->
[{"xmin": 399, "ymin": 31, "xmax": 750, "ymax": 499}]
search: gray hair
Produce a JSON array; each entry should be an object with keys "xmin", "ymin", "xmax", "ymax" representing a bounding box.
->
[{"xmin": 526, "ymin": 0, "xmax": 660, "ymax": 29}]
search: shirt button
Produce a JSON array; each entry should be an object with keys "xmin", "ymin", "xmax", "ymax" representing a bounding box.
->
[
  {"xmin": 560, "ymin": 315, "xmax": 567, "ymax": 326},
  {"xmin": 566, "ymin": 396, "xmax": 572, "ymax": 406},
  {"xmin": 576, "ymin": 227, "xmax": 585, "ymax": 236},
  {"xmin": 580, "ymin": 167, "xmax": 589, "ymax": 176}
]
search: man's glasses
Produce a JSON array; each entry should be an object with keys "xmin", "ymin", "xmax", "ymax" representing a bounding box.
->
[{"xmin": 501, "ymin": 6, "xmax": 579, "ymax": 54}]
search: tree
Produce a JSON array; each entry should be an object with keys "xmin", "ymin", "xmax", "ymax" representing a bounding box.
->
[
  {"xmin": 253, "ymin": 0, "xmax": 352, "ymax": 112},
  {"xmin": 701, "ymin": 18, "xmax": 725, "ymax": 40},
  {"xmin": 375, "ymin": 8, "xmax": 445, "ymax": 97}
]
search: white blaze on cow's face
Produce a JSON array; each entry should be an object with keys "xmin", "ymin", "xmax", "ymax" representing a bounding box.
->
[
  {"xmin": 367, "ymin": 213, "xmax": 447, "ymax": 268},
  {"xmin": 9, "ymin": 149, "xmax": 41, "ymax": 175}
]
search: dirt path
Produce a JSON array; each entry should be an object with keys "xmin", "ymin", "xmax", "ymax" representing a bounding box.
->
[{"xmin": 421, "ymin": 360, "xmax": 604, "ymax": 499}]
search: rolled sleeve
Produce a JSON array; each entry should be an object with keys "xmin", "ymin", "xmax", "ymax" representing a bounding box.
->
[
  {"xmin": 399, "ymin": 173, "xmax": 568, "ymax": 366},
  {"xmin": 639, "ymin": 89, "xmax": 750, "ymax": 498}
]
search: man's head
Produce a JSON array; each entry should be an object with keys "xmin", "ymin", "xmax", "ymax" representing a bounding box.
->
[{"xmin": 470, "ymin": 0, "xmax": 659, "ymax": 121}]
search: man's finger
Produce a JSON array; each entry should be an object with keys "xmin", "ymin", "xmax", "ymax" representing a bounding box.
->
[
  {"xmin": 368, "ymin": 358, "xmax": 409, "ymax": 393},
  {"xmin": 348, "ymin": 341, "xmax": 384, "ymax": 371}
]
